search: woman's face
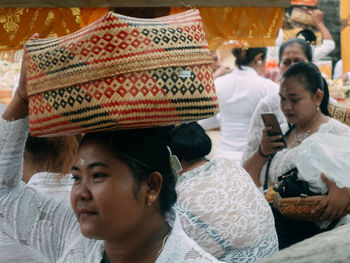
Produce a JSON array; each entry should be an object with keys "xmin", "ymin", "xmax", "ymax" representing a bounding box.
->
[
  {"xmin": 279, "ymin": 43, "xmax": 309, "ymax": 75},
  {"xmin": 280, "ymin": 76, "xmax": 321, "ymax": 126},
  {"xmin": 71, "ymin": 138, "xmax": 148, "ymax": 242}
]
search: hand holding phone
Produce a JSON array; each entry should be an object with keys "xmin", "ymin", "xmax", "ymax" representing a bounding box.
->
[{"xmin": 261, "ymin": 113, "xmax": 287, "ymax": 149}]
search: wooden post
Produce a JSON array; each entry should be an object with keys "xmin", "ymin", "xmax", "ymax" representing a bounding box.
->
[{"xmin": 341, "ymin": 0, "xmax": 350, "ymax": 73}]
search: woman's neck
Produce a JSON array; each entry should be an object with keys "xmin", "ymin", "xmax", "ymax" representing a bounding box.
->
[
  {"xmin": 296, "ymin": 111, "xmax": 327, "ymax": 131},
  {"xmin": 179, "ymin": 157, "xmax": 208, "ymax": 175},
  {"xmin": 104, "ymin": 214, "xmax": 170, "ymax": 263}
]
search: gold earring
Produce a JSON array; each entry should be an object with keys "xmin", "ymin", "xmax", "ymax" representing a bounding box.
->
[{"xmin": 146, "ymin": 194, "xmax": 153, "ymax": 206}]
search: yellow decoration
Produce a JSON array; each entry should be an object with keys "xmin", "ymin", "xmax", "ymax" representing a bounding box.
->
[
  {"xmin": 0, "ymin": 8, "xmax": 81, "ymax": 51},
  {"xmin": 171, "ymin": 7, "xmax": 284, "ymax": 50},
  {"xmin": 341, "ymin": 0, "xmax": 350, "ymax": 73}
]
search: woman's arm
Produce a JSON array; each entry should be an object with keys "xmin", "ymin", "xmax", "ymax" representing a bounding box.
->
[
  {"xmin": 243, "ymin": 128, "xmax": 285, "ymax": 187},
  {"xmin": 311, "ymin": 174, "xmax": 350, "ymax": 221}
]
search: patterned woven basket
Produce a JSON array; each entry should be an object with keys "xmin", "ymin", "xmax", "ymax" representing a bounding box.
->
[
  {"xmin": 329, "ymin": 104, "xmax": 350, "ymax": 127},
  {"xmin": 25, "ymin": 9, "xmax": 218, "ymax": 137},
  {"xmin": 273, "ymin": 193, "xmax": 350, "ymax": 221}
]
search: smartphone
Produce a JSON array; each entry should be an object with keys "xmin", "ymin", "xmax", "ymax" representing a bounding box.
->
[{"xmin": 261, "ymin": 113, "xmax": 287, "ymax": 148}]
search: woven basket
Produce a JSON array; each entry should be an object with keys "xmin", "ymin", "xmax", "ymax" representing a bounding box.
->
[
  {"xmin": 273, "ymin": 192, "xmax": 350, "ymax": 221},
  {"xmin": 328, "ymin": 104, "xmax": 350, "ymax": 127},
  {"xmin": 290, "ymin": 7, "xmax": 316, "ymax": 26},
  {"xmin": 25, "ymin": 9, "xmax": 218, "ymax": 137}
]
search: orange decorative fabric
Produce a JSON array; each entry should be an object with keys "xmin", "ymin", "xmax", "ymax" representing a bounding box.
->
[
  {"xmin": 291, "ymin": 0, "xmax": 318, "ymax": 7},
  {"xmin": 0, "ymin": 8, "xmax": 80, "ymax": 51},
  {"xmin": 80, "ymin": 8, "xmax": 108, "ymax": 28},
  {"xmin": 170, "ymin": 7, "xmax": 284, "ymax": 50},
  {"xmin": 341, "ymin": 0, "xmax": 350, "ymax": 73}
]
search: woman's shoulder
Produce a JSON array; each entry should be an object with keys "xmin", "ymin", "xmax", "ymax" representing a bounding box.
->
[
  {"xmin": 178, "ymin": 158, "xmax": 244, "ymax": 182},
  {"xmin": 160, "ymin": 211, "xmax": 223, "ymax": 263},
  {"xmin": 319, "ymin": 118, "xmax": 350, "ymax": 136}
]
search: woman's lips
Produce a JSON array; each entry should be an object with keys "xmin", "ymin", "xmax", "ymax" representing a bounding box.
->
[
  {"xmin": 285, "ymin": 113, "xmax": 295, "ymax": 118},
  {"xmin": 78, "ymin": 209, "xmax": 97, "ymax": 219}
]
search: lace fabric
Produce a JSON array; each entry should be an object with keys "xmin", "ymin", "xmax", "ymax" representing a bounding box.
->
[
  {"xmin": 0, "ymin": 117, "xmax": 222, "ymax": 263},
  {"xmin": 175, "ymin": 158, "xmax": 278, "ymax": 263},
  {"xmin": 241, "ymin": 93, "xmax": 286, "ymax": 163},
  {"xmin": 1, "ymin": 172, "xmax": 72, "ymax": 262},
  {"xmin": 263, "ymin": 118, "xmax": 350, "ymax": 191},
  {"xmin": 261, "ymin": 118, "xmax": 350, "ymax": 229}
]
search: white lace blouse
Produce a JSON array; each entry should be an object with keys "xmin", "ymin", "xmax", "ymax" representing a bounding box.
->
[
  {"xmin": 0, "ymin": 172, "xmax": 72, "ymax": 262},
  {"xmin": 260, "ymin": 118, "xmax": 350, "ymax": 193},
  {"xmin": 0, "ymin": 117, "xmax": 222, "ymax": 263},
  {"xmin": 174, "ymin": 158, "xmax": 278, "ymax": 263}
]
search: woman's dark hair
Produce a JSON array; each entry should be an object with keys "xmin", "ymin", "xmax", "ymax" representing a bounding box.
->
[
  {"xmin": 296, "ymin": 29, "xmax": 317, "ymax": 45},
  {"xmin": 282, "ymin": 62, "xmax": 330, "ymax": 116},
  {"xmin": 25, "ymin": 135, "xmax": 78, "ymax": 174},
  {"xmin": 79, "ymin": 128, "xmax": 177, "ymax": 214},
  {"xmin": 278, "ymin": 38, "xmax": 313, "ymax": 63},
  {"xmin": 165, "ymin": 122, "xmax": 212, "ymax": 162},
  {"xmin": 232, "ymin": 47, "xmax": 267, "ymax": 69}
]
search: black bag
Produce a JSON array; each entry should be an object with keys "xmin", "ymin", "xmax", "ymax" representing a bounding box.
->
[{"xmin": 273, "ymin": 167, "xmax": 319, "ymax": 198}]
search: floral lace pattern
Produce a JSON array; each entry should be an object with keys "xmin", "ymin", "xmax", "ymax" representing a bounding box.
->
[
  {"xmin": 0, "ymin": 117, "xmax": 222, "ymax": 263},
  {"xmin": 241, "ymin": 93, "xmax": 286, "ymax": 163},
  {"xmin": 174, "ymin": 158, "xmax": 278, "ymax": 263},
  {"xmin": 262, "ymin": 118, "xmax": 350, "ymax": 190}
]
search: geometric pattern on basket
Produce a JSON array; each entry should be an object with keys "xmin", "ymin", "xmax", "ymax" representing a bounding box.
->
[
  {"xmin": 25, "ymin": 10, "xmax": 212, "ymax": 96},
  {"xmin": 328, "ymin": 104, "xmax": 350, "ymax": 127},
  {"xmin": 28, "ymin": 64, "xmax": 218, "ymax": 137}
]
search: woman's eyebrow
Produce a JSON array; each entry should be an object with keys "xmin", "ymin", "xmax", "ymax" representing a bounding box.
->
[{"xmin": 71, "ymin": 162, "xmax": 108, "ymax": 171}]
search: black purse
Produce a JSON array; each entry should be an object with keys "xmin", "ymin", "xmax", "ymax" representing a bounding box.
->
[{"xmin": 273, "ymin": 167, "xmax": 319, "ymax": 198}]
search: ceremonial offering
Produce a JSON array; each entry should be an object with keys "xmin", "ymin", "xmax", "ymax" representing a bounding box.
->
[{"xmin": 25, "ymin": 10, "xmax": 218, "ymax": 137}]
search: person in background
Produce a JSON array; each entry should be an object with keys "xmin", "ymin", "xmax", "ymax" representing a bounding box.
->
[
  {"xmin": 0, "ymin": 112, "xmax": 78, "ymax": 262},
  {"xmin": 199, "ymin": 47, "xmax": 278, "ymax": 162},
  {"xmin": 23, "ymin": 134, "xmax": 78, "ymax": 198},
  {"xmin": 242, "ymin": 38, "xmax": 312, "ymax": 163},
  {"xmin": 333, "ymin": 59, "xmax": 350, "ymax": 84},
  {"xmin": 243, "ymin": 62, "xmax": 350, "ymax": 249},
  {"xmin": 211, "ymin": 50, "xmax": 232, "ymax": 79},
  {"xmin": 166, "ymin": 122, "xmax": 278, "ymax": 262},
  {"xmin": 300, "ymin": 9, "xmax": 335, "ymax": 63},
  {"xmin": 265, "ymin": 8, "xmax": 335, "ymax": 83}
]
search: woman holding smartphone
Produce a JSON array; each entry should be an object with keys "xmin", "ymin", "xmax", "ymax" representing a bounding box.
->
[{"xmin": 243, "ymin": 62, "xmax": 350, "ymax": 249}]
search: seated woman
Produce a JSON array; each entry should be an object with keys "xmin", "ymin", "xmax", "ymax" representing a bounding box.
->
[
  {"xmin": 243, "ymin": 62, "xmax": 350, "ymax": 249},
  {"xmin": 0, "ymin": 62, "xmax": 222, "ymax": 263},
  {"xmin": 166, "ymin": 122, "xmax": 278, "ymax": 262},
  {"xmin": 242, "ymin": 38, "xmax": 312, "ymax": 163}
]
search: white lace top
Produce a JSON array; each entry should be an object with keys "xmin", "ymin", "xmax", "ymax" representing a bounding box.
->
[
  {"xmin": 261, "ymin": 118, "xmax": 350, "ymax": 192},
  {"xmin": 242, "ymin": 93, "xmax": 286, "ymax": 163},
  {"xmin": 174, "ymin": 158, "xmax": 278, "ymax": 263},
  {"xmin": 0, "ymin": 117, "xmax": 222, "ymax": 263},
  {"xmin": 0, "ymin": 172, "xmax": 72, "ymax": 262}
]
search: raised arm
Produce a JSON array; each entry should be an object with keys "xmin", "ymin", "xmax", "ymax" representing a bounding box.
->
[
  {"xmin": 0, "ymin": 45, "xmax": 79, "ymax": 262},
  {"xmin": 310, "ymin": 9, "xmax": 335, "ymax": 61}
]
